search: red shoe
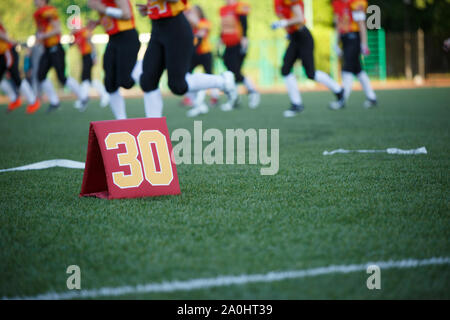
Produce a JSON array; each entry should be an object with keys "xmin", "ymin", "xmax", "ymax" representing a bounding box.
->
[
  {"xmin": 210, "ymin": 97, "xmax": 219, "ymax": 106},
  {"xmin": 7, "ymin": 98, "xmax": 22, "ymax": 113},
  {"xmin": 181, "ymin": 96, "xmax": 193, "ymax": 107},
  {"xmin": 26, "ymin": 99, "xmax": 41, "ymax": 114}
]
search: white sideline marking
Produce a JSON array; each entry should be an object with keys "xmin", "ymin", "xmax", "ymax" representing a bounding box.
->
[
  {"xmin": 323, "ymin": 147, "xmax": 427, "ymax": 156},
  {"xmin": 0, "ymin": 159, "xmax": 85, "ymax": 173},
  {"xmin": 3, "ymin": 257, "xmax": 449, "ymax": 300}
]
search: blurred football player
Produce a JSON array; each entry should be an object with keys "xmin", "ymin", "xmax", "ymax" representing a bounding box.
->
[
  {"xmin": 88, "ymin": 0, "xmax": 141, "ymax": 120},
  {"xmin": 137, "ymin": 0, "xmax": 237, "ymax": 118},
  {"xmin": 0, "ymin": 20, "xmax": 41, "ymax": 114},
  {"xmin": 219, "ymin": 0, "xmax": 260, "ymax": 111},
  {"xmin": 272, "ymin": 0, "xmax": 345, "ymax": 117},
  {"xmin": 331, "ymin": 0, "xmax": 377, "ymax": 109},
  {"xmin": 34, "ymin": 0, "xmax": 87, "ymax": 112},
  {"xmin": 185, "ymin": 4, "xmax": 220, "ymax": 117},
  {"xmin": 71, "ymin": 20, "xmax": 109, "ymax": 111}
]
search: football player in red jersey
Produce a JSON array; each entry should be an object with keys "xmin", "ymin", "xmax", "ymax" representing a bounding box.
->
[
  {"xmin": 0, "ymin": 20, "xmax": 41, "ymax": 114},
  {"xmin": 272, "ymin": 0, "xmax": 345, "ymax": 117},
  {"xmin": 137, "ymin": 0, "xmax": 237, "ymax": 118},
  {"xmin": 34, "ymin": 0, "xmax": 87, "ymax": 112},
  {"xmin": 71, "ymin": 20, "xmax": 109, "ymax": 111},
  {"xmin": 331, "ymin": 0, "xmax": 377, "ymax": 109},
  {"xmin": 88, "ymin": 0, "xmax": 141, "ymax": 120},
  {"xmin": 219, "ymin": 0, "xmax": 260, "ymax": 111}
]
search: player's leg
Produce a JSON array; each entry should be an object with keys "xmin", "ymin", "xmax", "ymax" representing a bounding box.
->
[
  {"xmin": 187, "ymin": 53, "xmax": 210, "ymax": 117},
  {"xmin": 77, "ymin": 54, "xmax": 92, "ymax": 111},
  {"xmin": 352, "ymin": 33, "xmax": 377, "ymax": 108},
  {"xmin": 140, "ymin": 34, "xmax": 166, "ymax": 118},
  {"xmin": 37, "ymin": 48, "xmax": 60, "ymax": 112},
  {"xmin": 104, "ymin": 39, "xmax": 125, "ymax": 119},
  {"xmin": 51, "ymin": 44, "xmax": 87, "ymax": 107},
  {"xmin": 204, "ymin": 53, "xmax": 220, "ymax": 106},
  {"xmin": 298, "ymin": 28, "xmax": 344, "ymax": 110},
  {"xmin": 182, "ymin": 53, "xmax": 201, "ymax": 107},
  {"xmin": 281, "ymin": 36, "xmax": 303, "ymax": 117},
  {"xmin": 341, "ymin": 33, "xmax": 358, "ymax": 102},
  {"xmin": 1, "ymin": 79, "xmax": 17, "ymax": 103},
  {"xmin": 7, "ymin": 47, "xmax": 40, "ymax": 113},
  {"xmin": 116, "ymin": 30, "xmax": 140, "ymax": 90},
  {"xmin": 236, "ymin": 47, "xmax": 260, "ymax": 109}
]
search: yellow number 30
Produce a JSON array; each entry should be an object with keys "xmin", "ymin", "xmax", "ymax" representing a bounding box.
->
[{"xmin": 104, "ymin": 130, "xmax": 173, "ymax": 189}]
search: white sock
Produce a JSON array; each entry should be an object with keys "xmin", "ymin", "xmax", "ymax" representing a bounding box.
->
[
  {"xmin": 186, "ymin": 73, "xmax": 225, "ymax": 92},
  {"xmin": 41, "ymin": 79, "xmax": 59, "ymax": 105},
  {"xmin": 109, "ymin": 90, "xmax": 127, "ymax": 120},
  {"xmin": 342, "ymin": 72, "xmax": 354, "ymax": 101},
  {"xmin": 314, "ymin": 70, "xmax": 341, "ymax": 94},
  {"xmin": 357, "ymin": 71, "xmax": 377, "ymax": 101},
  {"xmin": 185, "ymin": 91, "xmax": 196, "ymax": 102},
  {"xmin": 195, "ymin": 90, "xmax": 206, "ymax": 107},
  {"xmin": 144, "ymin": 89, "xmax": 163, "ymax": 118},
  {"xmin": 19, "ymin": 80, "xmax": 36, "ymax": 104},
  {"xmin": 131, "ymin": 60, "xmax": 143, "ymax": 84},
  {"xmin": 1, "ymin": 79, "xmax": 17, "ymax": 102},
  {"xmin": 243, "ymin": 77, "xmax": 257, "ymax": 93},
  {"xmin": 284, "ymin": 73, "xmax": 302, "ymax": 106},
  {"xmin": 81, "ymin": 80, "xmax": 91, "ymax": 100},
  {"xmin": 66, "ymin": 77, "xmax": 84, "ymax": 101},
  {"xmin": 92, "ymin": 80, "xmax": 107, "ymax": 97}
]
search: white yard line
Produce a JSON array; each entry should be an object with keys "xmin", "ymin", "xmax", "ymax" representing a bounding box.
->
[
  {"xmin": 0, "ymin": 159, "xmax": 85, "ymax": 173},
  {"xmin": 3, "ymin": 257, "xmax": 449, "ymax": 300},
  {"xmin": 323, "ymin": 147, "xmax": 427, "ymax": 156}
]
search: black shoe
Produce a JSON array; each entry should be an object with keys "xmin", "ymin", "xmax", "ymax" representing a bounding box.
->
[
  {"xmin": 364, "ymin": 99, "xmax": 377, "ymax": 109},
  {"xmin": 46, "ymin": 103, "xmax": 60, "ymax": 113},
  {"xmin": 283, "ymin": 104, "xmax": 304, "ymax": 118},
  {"xmin": 329, "ymin": 88, "xmax": 346, "ymax": 110},
  {"xmin": 78, "ymin": 98, "xmax": 89, "ymax": 112}
]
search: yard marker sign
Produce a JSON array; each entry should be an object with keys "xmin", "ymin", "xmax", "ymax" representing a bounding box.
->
[{"xmin": 80, "ymin": 118, "xmax": 180, "ymax": 199}]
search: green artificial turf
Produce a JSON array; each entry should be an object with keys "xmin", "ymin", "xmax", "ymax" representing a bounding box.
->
[{"xmin": 0, "ymin": 87, "xmax": 449, "ymax": 299}]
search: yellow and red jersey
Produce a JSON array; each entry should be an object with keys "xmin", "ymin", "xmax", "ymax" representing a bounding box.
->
[
  {"xmin": 73, "ymin": 27, "xmax": 93, "ymax": 56},
  {"xmin": 33, "ymin": 5, "xmax": 61, "ymax": 48},
  {"xmin": 332, "ymin": 0, "xmax": 368, "ymax": 35},
  {"xmin": 147, "ymin": 0, "xmax": 188, "ymax": 20},
  {"xmin": 0, "ymin": 22, "xmax": 13, "ymax": 55},
  {"xmin": 194, "ymin": 18, "xmax": 212, "ymax": 55},
  {"xmin": 100, "ymin": 0, "xmax": 135, "ymax": 35},
  {"xmin": 274, "ymin": 0, "xmax": 305, "ymax": 34},
  {"xmin": 220, "ymin": 2, "xmax": 250, "ymax": 47}
]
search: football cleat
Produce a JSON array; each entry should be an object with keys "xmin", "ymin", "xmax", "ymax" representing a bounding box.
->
[
  {"xmin": 221, "ymin": 71, "xmax": 238, "ymax": 109},
  {"xmin": 77, "ymin": 98, "xmax": 90, "ymax": 112},
  {"xmin": 364, "ymin": 99, "xmax": 378, "ymax": 109},
  {"xmin": 7, "ymin": 98, "xmax": 22, "ymax": 113},
  {"xmin": 220, "ymin": 102, "xmax": 233, "ymax": 112},
  {"xmin": 248, "ymin": 91, "xmax": 261, "ymax": 109},
  {"xmin": 210, "ymin": 96, "xmax": 219, "ymax": 106},
  {"xmin": 283, "ymin": 104, "xmax": 304, "ymax": 118},
  {"xmin": 46, "ymin": 103, "xmax": 60, "ymax": 113},
  {"xmin": 187, "ymin": 103, "xmax": 209, "ymax": 117},
  {"xmin": 329, "ymin": 89, "xmax": 346, "ymax": 110},
  {"xmin": 181, "ymin": 96, "xmax": 194, "ymax": 107},
  {"xmin": 25, "ymin": 99, "xmax": 41, "ymax": 114}
]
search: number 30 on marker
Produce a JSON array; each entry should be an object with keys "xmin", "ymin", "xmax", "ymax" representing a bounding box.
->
[{"xmin": 105, "ymin": 130, "xmax": 174, "ymax": 189}]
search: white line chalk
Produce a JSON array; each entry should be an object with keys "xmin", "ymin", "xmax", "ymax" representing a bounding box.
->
[
  {"xmin": 323, "ymin": 147, "xmax": 427, "ymax": 156},
  {"xmin": 3, "ymin": 256, "xmax": 449, "ymax": 300},
  {"xmin": 0, "ymin": 159, "xmax": 85, "ymax": 173}
]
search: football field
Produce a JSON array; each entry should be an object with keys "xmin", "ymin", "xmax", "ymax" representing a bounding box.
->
[{"xmin": 1, "ymin": 87, "xmax": 449, "ymax": 299}]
